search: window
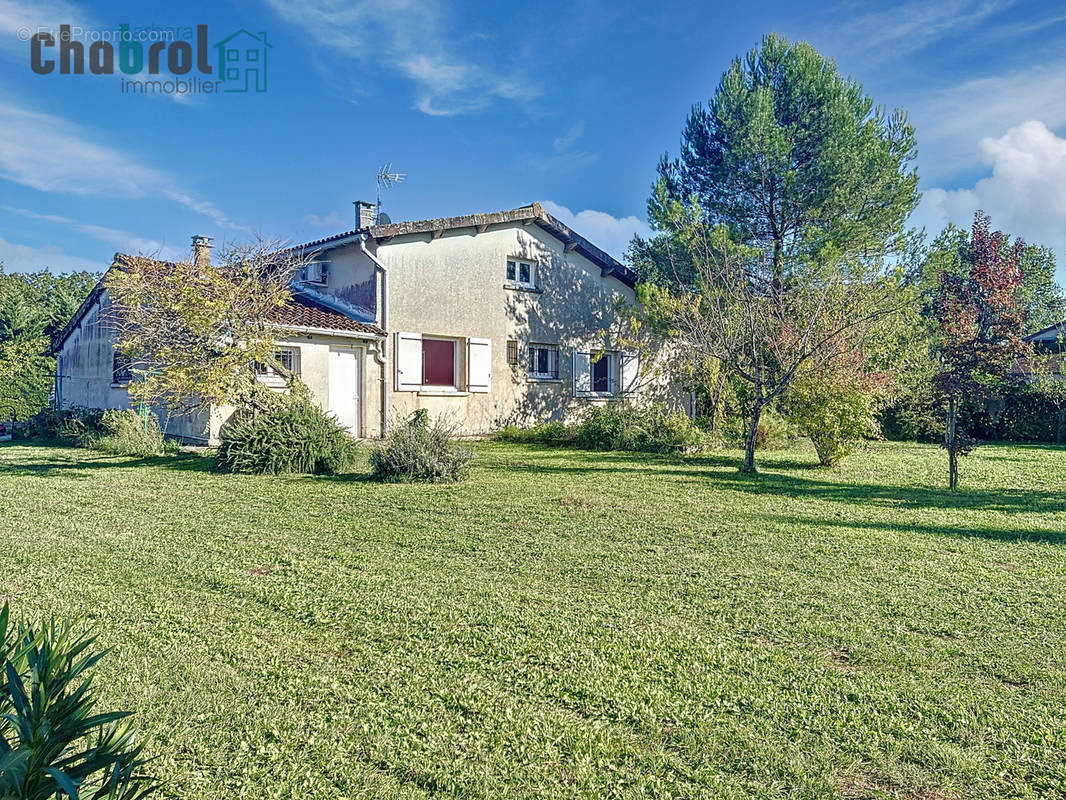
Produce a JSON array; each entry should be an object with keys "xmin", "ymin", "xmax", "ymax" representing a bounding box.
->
[
  {"xmin": 506, "ymin": 258, "xmax": 535, "ymax": 289},
  {"xmin": 300, "ymin": 261, "xmax": 330, "ymax": 286},
  {"xmin": 422, "ymin": 338, "xmax": 456, "ymax": 387},
  {"xmin": 592, "ymin": 353, "xmax": 616, "ymax": 393},
  {"xmin": 112, "ymin": 352, "xmax": 131, "ymax": 384},
  {"xmin": 254, "ymin": 347, "xmax": 301, "ymax": 379},
  {"xmin": 528, "ymin": 344, "xmax": 559, "ymax": 380},
  {"xmin": 506, "ymin": 339, "xmax": 519, "ymax": 366},
  {"xmin": 246, "ymin": 49, "xmax": 259, "ymax": 61}
]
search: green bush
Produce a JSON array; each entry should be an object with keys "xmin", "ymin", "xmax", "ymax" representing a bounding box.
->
[
  {"xmin": 25, "ymin": 406, "xmax": 104, "ymax": 443},
  {"xmin": 217, "ymin": 397, "xmax": 357, "ymax": 475},
  {"xmin": 575, "ymin": 404, "xmax": 703, "ymax": 454},
  {"xmin": 787, "ymin": 375, "xmax": 880, "ymax": 466},
  {"xmin": 718, "ymin": 408, "xmax": 797, "ymax": 451},
  {"xmin": 370, "ymin": 410, "xmax": 474, "ymax": 482},
  {"xmin": 0, "ymin": 604, "xmax": 157, "ymax": 799},
  {"xmin": 495, "ymin": 420, "xmax": 574, "ymax": 446},
  {"xmin": 89, "ymin": 409, "xmax": 167, "ymax": 457}
]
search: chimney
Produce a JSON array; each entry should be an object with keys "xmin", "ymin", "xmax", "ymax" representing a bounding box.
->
[
  {"xmin": 191, "ymin": 235, "xmax": 213, "ymax": 267},
  {"xmin": 354, "ymin": 200, "xmax": 376, "ymax": 229}
]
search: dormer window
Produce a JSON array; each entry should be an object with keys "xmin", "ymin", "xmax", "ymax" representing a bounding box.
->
[
  {"xmin": 506, "ymin": 258, "xmax": 535, "ymax": 289},
  {"xmin": 301, "ymin": 260, "xmax": 330, "ymax": 286}
]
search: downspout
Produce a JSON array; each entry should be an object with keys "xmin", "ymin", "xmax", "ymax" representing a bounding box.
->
[{"xmin": 359, "ymin": 233, "xmax": 389, "ymax": 437}]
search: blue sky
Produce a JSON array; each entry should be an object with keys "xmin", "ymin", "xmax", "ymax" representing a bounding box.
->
[{"xmin": 2, "ymin": 0, "xmax": 1066, "ymax": 283}]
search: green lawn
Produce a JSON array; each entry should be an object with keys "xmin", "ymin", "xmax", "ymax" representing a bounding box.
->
[{"xmin": 1, "ymin": 440, "xmax": 1065, "ymax": 799}]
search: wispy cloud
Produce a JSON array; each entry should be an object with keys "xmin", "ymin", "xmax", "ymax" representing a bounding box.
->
[
  {"xmin": 0, "ymin": 98, "xmax": 243, "ymax": 230},
  {"xmin": 1, "ymin": 205, "xmax": 184, "ymax": 260},
  {"xmin": 541, "ymin": 201, "xmax": 650, "ymax": 260},
  {"xmin": 302, "ymin": 211, "xmax": 349, "ymax": 228},
  {"xmin": 262, "ymin": 0, "xmax": 538, "ymax": 115},
  {"xmin": 0, "ymin": 236, "xmax": 99, "ymax": 273},
  {"xmin": 816, "ymin": 0, "xmax": 1017, "ymax": 61},
  {"xmin": 0, "ymin": 0, "xmax": 90, "ymax": 58}
]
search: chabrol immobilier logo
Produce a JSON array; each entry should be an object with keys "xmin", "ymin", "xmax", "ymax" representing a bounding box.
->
[{"xmin": 18, "ymin": 24, "xmax": 270, "ymax": 96}]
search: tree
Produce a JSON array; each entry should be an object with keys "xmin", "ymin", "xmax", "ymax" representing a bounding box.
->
[
  {"xmin": 640, "ymin": 35, "xmax": 919, "ymax": 471},
  {"xmin": 655, "ymin": 33, "xmax": 919, "ymax": 281},
  {"xmin": 921, "ymin": 223, "xmax": 1065, "ymax": 334},
  {"xmin": 652, "ymin": 208, "xmax": 905, "ymax": 472},
  {"xmin": 0, "ymin": 266, "xmax": 98, "ymax": 420},
  {"xmin": 931, "ymin": 211, "xmax": 1029, "ymax": 489},
  {"xmin": 104, "ymin": 240, "xmax": 312, "ymax": 416}
]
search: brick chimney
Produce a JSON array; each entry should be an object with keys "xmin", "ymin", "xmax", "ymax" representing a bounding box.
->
[
  {"xmin": 191, "ymin": 235, "xmax": 213, "ymax": 267},
  {"xmin": 354, "ymin": 200, "xmax": 376, "ymax": 229}
]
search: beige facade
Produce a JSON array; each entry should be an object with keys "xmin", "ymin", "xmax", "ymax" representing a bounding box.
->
[{"xmin": 53, "ymin": 204, "xmax": 685, "ymax": 443}]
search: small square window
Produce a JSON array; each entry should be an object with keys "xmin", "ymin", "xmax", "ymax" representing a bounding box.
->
[
  {"xmin": 254, "ymin": 347, "xmax": 300, "ymax": 379},
  {"xmin": 246, "ymin": 49, "xmax": 259, "ymax": 61},
  {"xmin": 506, "ymin": 258, "xmax": 535, "ymax": 289},
  {"xmin": 529, "ymin": 344, "xmax": 559, "ymax": 380},
  {"xmin": 227, "ymin": 48, "xmax": 239, "ymax": 60},
  {"xmin": 226, "ymin": 67, "xmax": 239, "ymax": 80}
]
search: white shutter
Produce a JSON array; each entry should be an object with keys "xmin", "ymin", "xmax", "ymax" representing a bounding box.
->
[
  {"xmin": 395, "ymin": 332, "xmax": 422, "ymax": 391},
  {"xmin": 573, "ymin": 351, "xmax": 591, "ymax": 397},
  {"xmin": 467, "ymin": 337, "xmax": 491, "ymax": 393},
  {"xmin": 621, "ymin": 352, "xmax": 640, "ymax": 395}
]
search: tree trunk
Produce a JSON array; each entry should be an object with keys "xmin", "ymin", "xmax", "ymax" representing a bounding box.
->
[
  {"xmin": 946, "ymin": 397, "xmax": 959, "ymax": 490},
  {"xmin": 742, "ymin": 402, "xmax": 763, "ymax": 474}
]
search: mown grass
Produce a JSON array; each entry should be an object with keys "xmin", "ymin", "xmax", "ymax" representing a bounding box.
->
[{"xmin": 0, "ymin": 439, "xmax": 1064, "ymax": 799}]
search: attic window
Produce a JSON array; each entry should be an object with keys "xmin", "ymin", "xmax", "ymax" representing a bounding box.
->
[
  {"xmin": 301, "ymin": 261, "xmax": 330, "ymax": 286},
  {"xmin": 506, "ymin": 259, "xmax": 535, "ymax": 289},
  {"xmin": 112, "ymin": 352, "xmax": 132, "ymax": 384}
]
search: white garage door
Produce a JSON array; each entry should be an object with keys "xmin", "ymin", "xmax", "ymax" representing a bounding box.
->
[{"xmin": 328, "ymin": 347, "xmax": 361, "ymax": 437}]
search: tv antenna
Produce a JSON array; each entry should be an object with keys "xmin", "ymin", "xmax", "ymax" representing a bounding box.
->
[{"xmin": 375, "ymin": 163, "xmax": 406, "ymax": 223}]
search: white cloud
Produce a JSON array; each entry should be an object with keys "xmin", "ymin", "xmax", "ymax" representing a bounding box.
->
[
  {"xmin": 915, "ymin": 120, "xmax": 1066, "ymax": 280},
  {"xmin": 909, "ymin": 62, "xmax": 1066, "ymax": 180},
  {"xmin": 0, "ymin": 0, "xmax": 91, "ymax": 57},
  {"xmin": 541, "ymin": 201, "xmax": 650, "ymax": 261},
  {"xmin": 0, "ymin": 98, "xmax": 242, "ymax": 230},
  {"xmin": 302, "ymin": 211, "xmax": 349, "ymax": 228},
  {"xmin": 0, "ymin": 236, "xmax": 99, "ymax": 273},
  {"xmin": 261, "ymin": 0, "xmax": 537, "ymax": 115}
]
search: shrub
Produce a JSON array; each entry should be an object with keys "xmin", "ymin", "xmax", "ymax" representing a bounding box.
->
[
  {"xmin": 719, "ymin": 408, "xmax": 797, "ymax": 451},
  {"xmin": 218, "ymin": 397, "xmax": 357, "ymax": 475},
  {"xmin": 0, "ymin": 604, "xmax": 157, "ymax": 799},
  {"xmin": 787, "ymin": 373, "xmax": 880, "ymax": 466},
  {"xmin": 25, "ymin": 406, "xmax": 104, "ymax": 443},
  {"xmin": 495, "ymin": 420, "xmax": 574, "ymax": 446},
  {"xmin": 89, "ymin": 409, "xmax": 167, "ymax": 457},
  {"xmin": 370, "ymin": 410, "xmax": 474, "ymax": 482},
  {"xmin": 575, "ymin": 404, "xmax": 703, "ymax": 454}
]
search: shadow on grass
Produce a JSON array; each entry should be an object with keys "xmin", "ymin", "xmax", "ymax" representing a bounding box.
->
[
  {"xmin": 760, "ymin": 511, "xmax": 1066, "ymax": 545},
  {"xmin": 0, "ymin": 444, "xmax": 216, "ymax": 477},
  {"xmin": 485, "ymin": 444, "xmax": 1066, "ymax": 520}
]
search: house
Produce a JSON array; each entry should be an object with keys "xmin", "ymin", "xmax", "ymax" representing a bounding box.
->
[
  {"xmin": 52, "ymin": 202, "xmax": 684, "ymax": 443},
  {"xmin": 214, "ymin": 30, "xmax": 270, "ymax": 93}
]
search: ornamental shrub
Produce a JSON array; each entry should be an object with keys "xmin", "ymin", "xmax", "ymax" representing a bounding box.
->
[{"xmin": 369, "ymin": 410, "xmax": 474, "ymax": 482}]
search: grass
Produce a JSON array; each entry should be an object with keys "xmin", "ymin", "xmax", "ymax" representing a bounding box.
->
[{"xmin": 1, "ymin": 439, "xmax": 1065, "ymax": 799}]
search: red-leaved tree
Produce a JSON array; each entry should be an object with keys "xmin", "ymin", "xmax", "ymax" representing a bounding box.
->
[{"xmin": 932, "ymin": 211, "xmax": 1029, "ymax": 489}]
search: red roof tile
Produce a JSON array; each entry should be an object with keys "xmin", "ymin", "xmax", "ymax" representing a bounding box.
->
[{"xmin": 272, "ymin": 294, "xmax": 384, "ymax": 336}]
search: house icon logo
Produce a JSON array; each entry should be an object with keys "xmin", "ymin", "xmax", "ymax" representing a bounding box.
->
[{"xmin": 214, "ymin": 29, "xmax": 270, "ymax": 93}]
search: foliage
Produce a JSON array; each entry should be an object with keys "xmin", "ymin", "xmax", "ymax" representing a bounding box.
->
[
  {"xmin": 655, "ymin": 33, "xmax": 919, "ymax": 275},
  {"xmin": 786, "ymin": 367, "xmax": 881, "ymax": 466},
  {"xmin": 931, "ymin": 211, "xmax": 1030, "ymax": 488},
  {"xmin": 104, "ymin": 240, "xmax": 312, "ymax": 415},
  {"xmin": 717, "ymin": 405, "xmax": 797, "ymax": 450},
  {"xmin": 640, "ymin": 35, "xmax": 918, "ymax": 473},
  {"xmin": 0, "ymin": 604, "xmax": 156, "ymax": 800},
  {"xmin": 87, "ymin": 410, "xmax": 167, "ymax": 457},
  {"xmin": 0, "ymin": 338, "xmax": 51, "ymax": 421},
  {"xmin": 920, "ymin": 223, "xmax": 1065, "ymax": 334},
  {"xmin": 25, "ymin": 406, "xmax": 104, "ymax": 443},
  {"xmin": 0, "ymin": 267, "xmax": 97, "ymax": 420},
  {"xmin": 217, "ymin": 385, "xmax": 357, "ymax": 475},
  {"xmin": 574, "ymin": 403, "xmax": 703, "ymax": 454},
  {"xmin": 369, "ymin": 410, "xmax": 474, "ymax": 483},
  {"xmin": 3, "ymin": 440, "xmax": 1066, "ymax": 797},
  {"xmin": 494, "ymin": 421, "xmax": 574, "ymax": 446}
]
